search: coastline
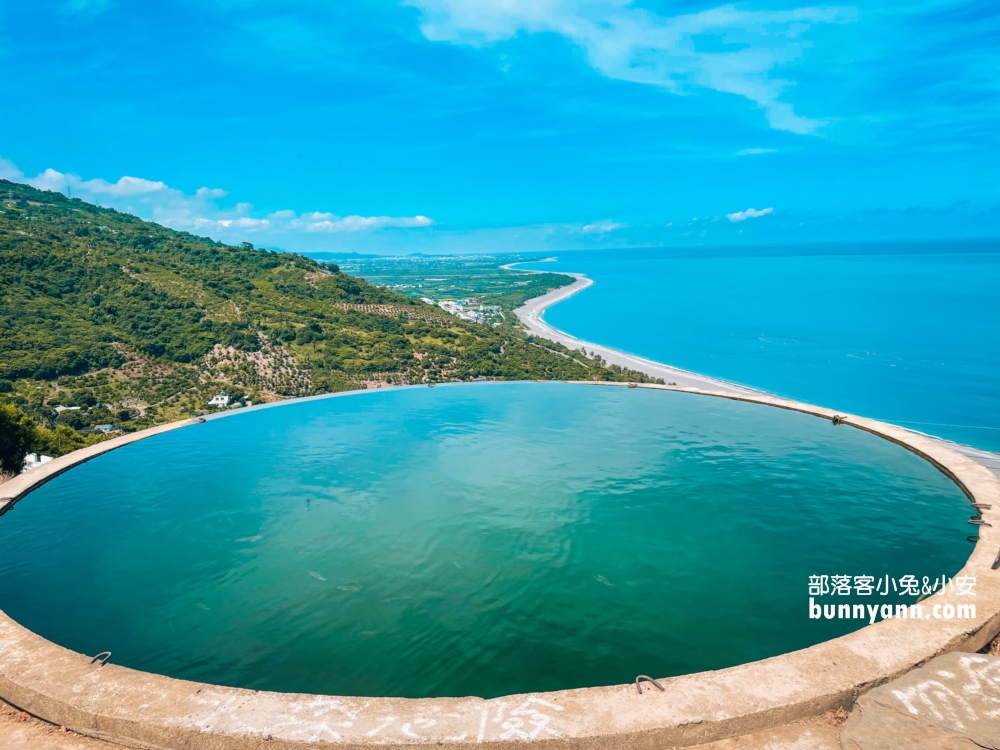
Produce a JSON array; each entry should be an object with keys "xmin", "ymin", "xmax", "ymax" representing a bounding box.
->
[
  {"xmin": 506, "ymin": 262, "xmax": 1000, "ymax": 477},
  {"xmin": 505, "ymin": 263, "xmax": 757, "ymax": 394}
]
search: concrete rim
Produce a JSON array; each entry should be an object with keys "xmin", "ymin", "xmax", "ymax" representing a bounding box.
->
[{"xmin": 1, "ymin": 382, "xmax": 998, "ymax": 749}]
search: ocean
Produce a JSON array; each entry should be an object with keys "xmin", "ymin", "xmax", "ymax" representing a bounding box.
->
[{"xmin": 520, "ymin": 242, "xmax": 1000, "ymax": 452}]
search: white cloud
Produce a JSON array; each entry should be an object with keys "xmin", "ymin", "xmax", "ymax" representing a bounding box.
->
[
  {"xmin": 737, "ymin": 148, "xmax": 778, "ymax": 156},
  {"xmin": 726, "ymin": 206, "xmax": 774, "ymax": 222},
  {"xmin": 292, "ymin": 213, "xmax": 434, "ymax": 233},
  {"xmin": 297, "ymin": 211, "xmax": 337, "ymax": 223},
  {"xmin": 405, "ymin": 0, "xmax": 853, "ymax": 134},
  {"xmin": 0, "ymin": 157, "xmax": 25, "ymax": 182},
  {"xmin": 24, "ymin": 168, "xmax": 77, "ymax": 194},
  {"xmin": 210, "ymin": 217, "xmax": 271, "ymax": 230},
  {"xmin": 581, "ymin": 219, "xmax": 626, "ymax": 233},
  {"xmin": 0, "ymin": 156, "xmax": 434, "ymax": 246},
  {"xmin": 13, "ymin": 167, "xmax": 169, "ymax": 197},
  {"xmin": 80, "ymin": 176, "xmax": 168, "ymax": 196}
]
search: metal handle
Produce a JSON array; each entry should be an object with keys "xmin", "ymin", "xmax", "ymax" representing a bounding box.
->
[{"xmin": 635, "ymin": 675, "xmax": 664, "ymax": 694}]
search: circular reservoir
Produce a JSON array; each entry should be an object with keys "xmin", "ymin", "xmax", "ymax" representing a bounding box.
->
[{"xmin": 0, "ymin": 382, "xmax": 973, "ymax": 699}]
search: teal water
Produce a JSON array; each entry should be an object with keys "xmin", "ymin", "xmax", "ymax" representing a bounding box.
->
[
  {"xmin": 0, "ymin": 383, "xmax": 972, "ymax": 698},
  {"xmin": 521, "ymin": 243, "xmax": 1000, "ymax": 452}
]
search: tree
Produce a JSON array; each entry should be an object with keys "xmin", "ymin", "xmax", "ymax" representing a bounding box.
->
[
  {"xmin": 0, "ymin": 404, "xmax": 37, "ymax": 475},
  {"xmin": 55, "ymin": 410, "xmax": 86, "ymax": 430},
  {"xmin": 32, "ymin": 424, "xmax": 92, "ymax": 456}
]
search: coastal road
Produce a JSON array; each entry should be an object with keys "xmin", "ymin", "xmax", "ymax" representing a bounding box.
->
[{"xmin": 509, "ymin": 267, "xmax": 755, "ymax": 394}]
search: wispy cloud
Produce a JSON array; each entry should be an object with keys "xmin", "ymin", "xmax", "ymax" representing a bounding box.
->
[
  {"xmin": 727, "ymin": 207, "xmax": 774, "ymax": 222},
  {"xmin": 290, "ymin": 211, "xmax": 433, "ymax": 233},
  {"xmin": 581, "ymin": 219, "xmax": 626, "ymax": 234},
  {"xmin": 737, "ymin": 148, "xmax": 778, "ymax": 156},
  {"xmin": 0, "ymin": 157, "xmax": 433, "ymax": 245},
  {"xmin": 405, "ymin": 1, "xmax": 855, "ymax": 134}
]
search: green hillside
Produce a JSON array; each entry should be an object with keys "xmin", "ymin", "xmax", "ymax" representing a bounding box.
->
[{"xmin": 0, "ymin": 179, "xmax": 658, "ymax": 465}]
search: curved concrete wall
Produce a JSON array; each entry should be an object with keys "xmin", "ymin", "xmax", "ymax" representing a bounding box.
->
[{"xmin": 0, "ymin": 383, "xmax": 998, "ymax": 749}]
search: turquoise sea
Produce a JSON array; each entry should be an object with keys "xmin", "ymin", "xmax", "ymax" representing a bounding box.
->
[
  {"xmin": 521, "ymin": 243, "xmax": 1000, "ymax": 452},
  {"xmin": 0, "ymin": 384, "xmax": 971, "ymax": 698}
]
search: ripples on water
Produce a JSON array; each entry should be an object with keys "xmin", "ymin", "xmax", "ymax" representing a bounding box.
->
[{"xmin": 0, "ymin": 383, "xmax": 972, "ymax": 697}]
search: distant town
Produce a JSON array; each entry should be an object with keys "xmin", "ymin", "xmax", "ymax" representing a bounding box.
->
[
  {"xmin": 420, "ymin": 296, "xmax": 503, "ymax": 325},
  {"xmin": 327, "ymin": 254, "xmax": 575, "ymax": 319}
]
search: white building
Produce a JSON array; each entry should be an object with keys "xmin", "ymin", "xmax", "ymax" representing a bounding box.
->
[
  {"xmin": 208, "ymin": 392, "xmax": 231, "ymax": 407},
  {"xmin": 53, "ymin": 405, "xmax": 81, "ymax": 414},
  {"xmin": 23, "ymin": 453, "xmax": 53, "ymax": 471}
]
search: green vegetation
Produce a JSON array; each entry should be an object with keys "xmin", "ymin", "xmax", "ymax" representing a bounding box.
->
[
  {"xmin": 0, "ymin": 402, "xmax": 108, "ymax": 475},
  {"xmin": 328, "ymin": 253, "xmax": 573, "ymax": 312},
  {"xmin": 0, "ymin": 178, "xmax": 659, "ymax": 472},
  {"xmin": 0, "ymin": 404, "xmax": 34, "ymax": 475}
]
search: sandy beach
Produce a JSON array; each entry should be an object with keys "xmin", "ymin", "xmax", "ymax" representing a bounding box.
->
[{"xmin": 506, "ymin": 264, "xmax": 757, "ymax": 394}]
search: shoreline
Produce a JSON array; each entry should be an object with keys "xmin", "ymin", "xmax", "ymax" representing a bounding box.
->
[
  {"xmin": 505, "ymin": 261, "xmax": 1000, "ymax": 475},
  {"xmin": 504, "ymin": 262, "xmax": 758, "ymax": 394}
]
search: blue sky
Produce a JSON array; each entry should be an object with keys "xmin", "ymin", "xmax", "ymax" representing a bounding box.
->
[{"xmin": 1, "ymin": 0, "xmax": 997, "ymax": 254}]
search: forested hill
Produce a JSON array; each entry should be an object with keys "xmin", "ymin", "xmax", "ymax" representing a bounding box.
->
[{"xmin": 0, "ymin": 179, "xmax": 657, "ymax": 457}]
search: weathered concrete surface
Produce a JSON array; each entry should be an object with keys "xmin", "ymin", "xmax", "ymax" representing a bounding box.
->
[
  {"xmin": 839, "ymin": 652, "xmax": 1000, "ymax": 750},
  {"xmin": 0, "ymin": 385, "xmax": 998, "ymax": 749},
  {"xmin": 0, "ymin": 698, "xmax": 846, "ymax": 750},
  {"xmin": 698, "ymin": 715, "xmax": 845, "ymax": 750}
]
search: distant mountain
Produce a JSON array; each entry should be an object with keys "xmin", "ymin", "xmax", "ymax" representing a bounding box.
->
[{"xmin": 0, "ymin": 179, "xmax": 657, "ymax": 446}]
